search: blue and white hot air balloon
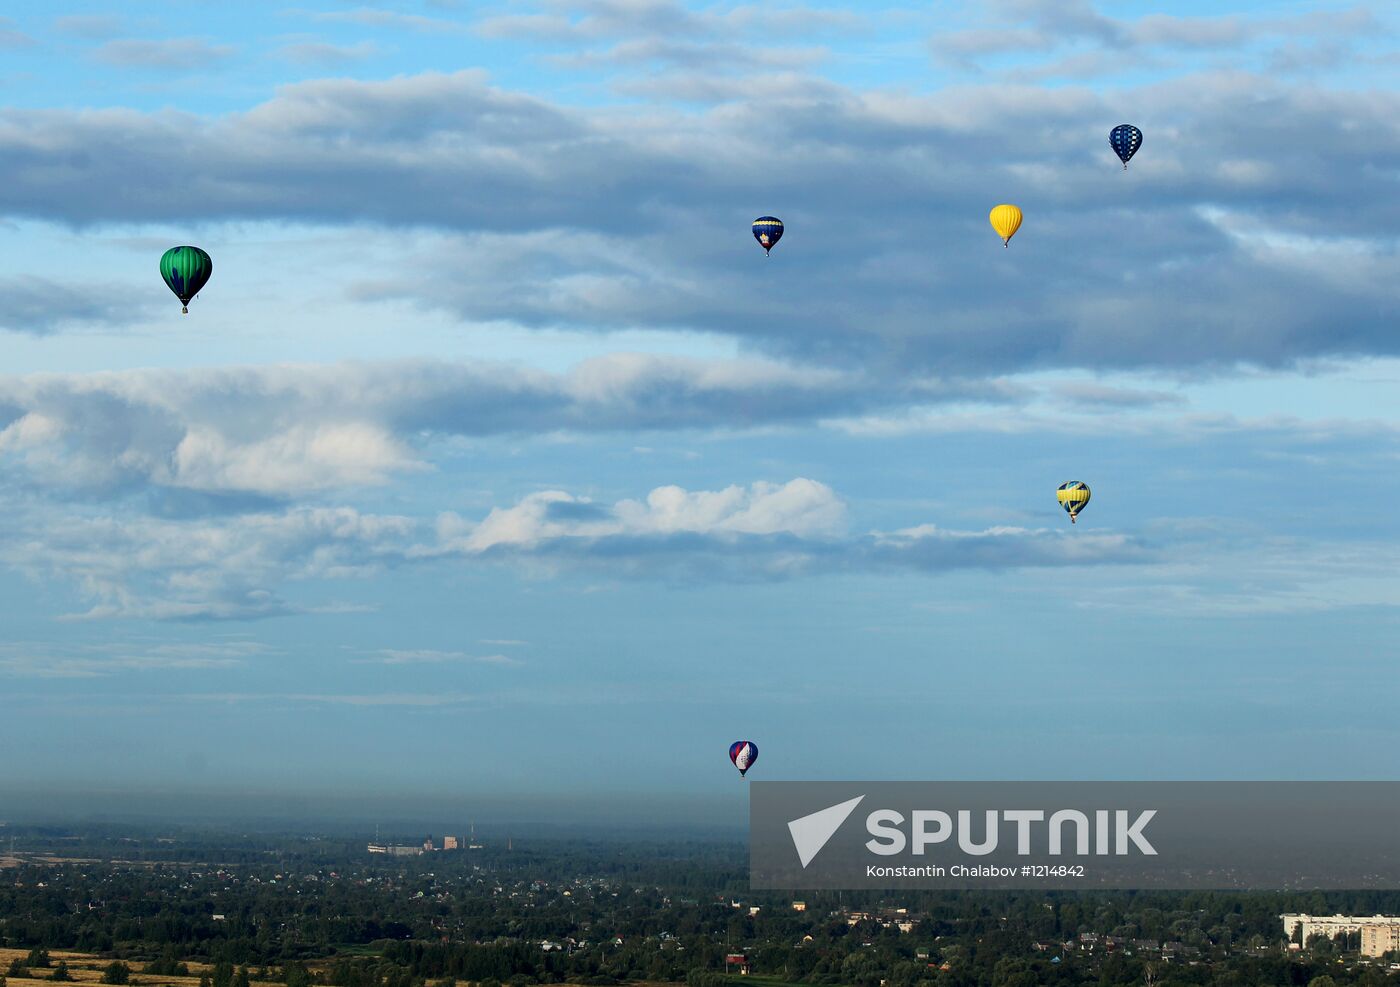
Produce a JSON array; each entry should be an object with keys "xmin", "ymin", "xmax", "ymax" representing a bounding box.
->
[{"xmin": 1110, "ymin": 125, "xmax": 1142, "ymax": 169}]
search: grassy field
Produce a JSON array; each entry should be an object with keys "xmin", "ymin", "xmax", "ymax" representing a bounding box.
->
[
  {"xmin": 0, "ymin": 948, "xmax": 777, "ymax": 987},
  {"xmin": 0, "ymin": 946, "xmax": 700, "ymax": 985},
  {"xmin": 717, "ymin": 977, "xmax": 812, "ymax": 987},
  {"xmin": 0, "ymin": 949, "xmax": 284, "ymax": 987}
]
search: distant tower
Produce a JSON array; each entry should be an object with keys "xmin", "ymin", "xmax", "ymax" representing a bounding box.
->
[{"xmin": 508, "ymin": 835, "xmax": 512, "ymax": 851}]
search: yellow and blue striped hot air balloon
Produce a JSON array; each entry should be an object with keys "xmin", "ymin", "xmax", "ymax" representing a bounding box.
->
[
  {"xmin": 989, "ymin": 204, "xmax": 1022, "ymax": 247},
  {"xmin": 1057, "ymin": 481, "xmax": 1091, "ymax": 524},
  {"xmin": 752, "ymin": 216, "xmax": 783, "ymax": 255}
]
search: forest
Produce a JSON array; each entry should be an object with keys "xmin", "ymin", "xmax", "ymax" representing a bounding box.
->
[{"xmin": 1, "ymin": 823, "xmax": 1397, "ymax": 987}]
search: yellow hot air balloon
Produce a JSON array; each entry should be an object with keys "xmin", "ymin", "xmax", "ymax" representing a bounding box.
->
[
  {"xmin": 989, "ymin": 204, "xmax": 1022, "ymax": 247},
  {"xmin": 1057, "ymin": 481, "xmax": 1091, "ymax": 524}
]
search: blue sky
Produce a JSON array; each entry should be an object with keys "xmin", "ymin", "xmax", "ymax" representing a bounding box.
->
[{"xmin": 2, "ymin": 0, "xmax": 1399, "ymax": 827}]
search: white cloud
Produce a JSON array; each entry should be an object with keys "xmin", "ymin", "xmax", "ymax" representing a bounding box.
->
[
  {"xmin": 0, "ymin": 276, "xmax": 150, "ymax": 335},
  {"xmin": 933, "ymin": 2, "xmax": 1380, "ymax": 65},
  {"xmin": 304, "ymin": 7, "xmax": 467, "ymax": 33},
  {"xmin": 1, "ymin": 67, "xmax": 1397, "ymax": 376},
  {"xmin": 273, "ymin": 41, "xmax": 382, "ymax": 66},
  {"xmin": 52, "ymin": 14, "xmax": 123, "ymax": 39},
  {"xmin": 172, "ymin": 422, "xmax": 421, "ymax": 495},
  {"xmin": 1068, "ymin": 527, "xmax": 1400, "ymax": 617},
  {"xmin": 620, "ymin": 479, "xmax": 846, "ymax": 536},
  {"xmin": 92, "ymin": 38, "xmax": 235, "ymax": 69},
  {"xmin": 0, "ymin": 477, "xmax": 1148, "ymax": 620},
  {"xmin": 447, "ymin": 477, "xmax": 846, "ymax": 553},
  {"xmin": 0, "ymin": 506, "xmax": 414, "ymax": 621},
  {"xmin": 0, "ymin": 640, "xmax": 265, "ymax": 678},
  {"xmin": 0, "ymin": 357, "xmax": 975, "ymax": 498}
]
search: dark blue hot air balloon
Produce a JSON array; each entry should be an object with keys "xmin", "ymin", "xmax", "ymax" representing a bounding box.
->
[
  {"xmin": 1110, "ymin": 125, "xmax": 1142, "ymax": 170},
  {"xmin": 752, "ymin": 216, "xmax": 783, "ymax": 255}
]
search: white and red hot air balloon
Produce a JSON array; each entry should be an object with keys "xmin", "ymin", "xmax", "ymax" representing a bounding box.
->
[{"xmin": 729, "ymin": 741, "xmax": 758, "ymax": 778}]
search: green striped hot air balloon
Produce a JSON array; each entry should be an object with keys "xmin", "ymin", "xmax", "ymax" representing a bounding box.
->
[{"xmin": 159, "ymin": 246, "xmax": 213, "ymax": 314}]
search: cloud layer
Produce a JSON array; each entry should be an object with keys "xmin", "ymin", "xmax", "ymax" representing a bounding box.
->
[
  {"xmin": 0, "ymin": 277, "xmax": 149, "ymax": 335},
  {"xmin": 0, "ymin": 477, "xmax": 1147, "ymax": 620},
  {"xmin": 1, "ymin": 59, "xmax": 1396, "ymax": 376},
  {"xmin": 0, "ymin": 357, "xmax": 1012, "ymax": 498},
  {"xmin": 0, "ymin": 1, "xmax": 1394, "ymax": 632}
]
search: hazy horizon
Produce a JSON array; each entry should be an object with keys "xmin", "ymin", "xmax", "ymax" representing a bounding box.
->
[{"xmin": 0, "ymin": 785, "xmax": 753, "ymax": 834}]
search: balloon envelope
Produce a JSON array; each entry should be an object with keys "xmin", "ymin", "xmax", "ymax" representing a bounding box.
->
[
  {"xmin": 1110, "ymin": 125, "xmax": 1142, "ymax": 168},
  {"xmin": 159, "ymin": 246, "xmax": 213, "ymax": 313},
  {"xmin": 752, "ymin": 216, "xmax": 783, "ymax": 254},
  {"xmin": 1057, "ymin": 481, "xmax": 1091, "ymax": 521},
  {"xmin": 729, "ymin": 741, "xmax": 759, "ymax": 776},
  {"xmin": 989, "ymin": 204, "xmax": 1022, "ymax": 246}
]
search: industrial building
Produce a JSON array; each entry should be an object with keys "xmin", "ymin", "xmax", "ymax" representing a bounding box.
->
[
  {"xmin": 368, "ymin": 834, "xmax": 466, "ymax": 855},
  {"xmin": 367, "ymin": 843, "xmax": 424, "ymax": 856}
]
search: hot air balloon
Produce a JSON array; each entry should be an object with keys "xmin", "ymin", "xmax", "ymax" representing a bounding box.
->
[
  {"xmin": 160, "ymin": 246, "xmax": 213, "ymax": 314},
  {"xmin": 752, "ymin": 216, "xmax": 783, "ymax": 255},
  {"xmin": 1057, "ymin": 481, "xmax": 1091, "ymax": 524},
  {"xmin": 729, "ymin": 740, "xmax": 758, "ymax": 777},
  {"xmin": 1110, "ymin": 125, "xmax": 1142, "ymax": 170},
  {"xmin": 989, "ymin": 205, "xmax": 1022, "ymax": 247}
]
